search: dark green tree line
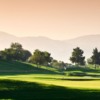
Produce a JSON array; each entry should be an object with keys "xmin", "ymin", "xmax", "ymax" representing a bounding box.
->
[
  {"xmin": 28, "ymin": 49, "xmax": 52, "ymax": 67},
  {"xmin": 0, "ymin": 42, "xmax": 32, "ymax": 61}
]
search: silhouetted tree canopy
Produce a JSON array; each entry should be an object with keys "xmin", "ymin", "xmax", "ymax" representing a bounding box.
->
[
  {"xmin": 0, "ymin": 42, "xmax": 32, "ymax": 61},
  {"xmin": 70, "ymin": 47, "xmax": 85, "ymax": 65},
  {"xmin": 29, "ymin": 49, "xmax": 52, "ymax": 66},
  {"xmin": 90, "ymin": 48, "xmax": 100, "ymax": 68}
]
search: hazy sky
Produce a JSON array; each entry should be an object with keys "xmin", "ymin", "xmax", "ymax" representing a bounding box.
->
[{"xmin": 0, "ymin": 0, "xmax": 100, "ymax": 40}]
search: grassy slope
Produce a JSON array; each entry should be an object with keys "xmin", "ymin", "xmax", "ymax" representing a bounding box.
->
[
  {"xmin": 0, "ymin": 60, "xmax": 100, "ymax": 90},
  {"xmin": 0, "ymin": 60, "xmax": 100, "ymax": 99},
  {"xmin": 0, "ymin": 60, "xmax": 60, "ymax": 75}
]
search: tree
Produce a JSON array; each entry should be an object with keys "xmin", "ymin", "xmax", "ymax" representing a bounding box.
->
[
  {"xmin": 21, "ymin": 50, "xmax": 32, "ymax": 61},
  {"xmin": 51, "ymin": 59, "xmax": 59, "ymax": 69},
  {"xmin": 87, "ymin": 58, "xmax": 93, "ymax": 65},
  {"xmin": 29, "ymin": 49, "xmax": 52, "ymax": 67},
  {"xmin": 51, "ymin": 60, "xmax": 66, "ymax": 70},
  {"xmin": 43, "ymin": 51, "xmax": 52, "ymax": 66},
  {"xmin": 91, "ymin": 48, "xmax": 100, "ymax": 68},
  {"xmin": 11, "ymin": 42, "xmax": 22, "ymax": 50},
  {"xmin": 0, "ymin": 49, "xmax": 15, "ymax": 60},
  {"xmin": 0, "ymin": 48, "xmax": 15, "ymax": 60},
  {"xmin": 10, "ymin": 43, "xmax": 23, "ymax": 60},
  {"xmin": 10, "ymin": 42, "xmax": 31, "ymax": 61},
  {"xmin": 0, "ymin": 42, "xmax": 31, "ymax": 61},
  {"xmin": 70, "ymin": 47, "xmax": 85, "ymax": 65},
  {"xmin": 58, "ymin": 61, "xmax": 66, "ymax": 70},
  {"xmin": 32, "ymin": 49, "xmax": 44, "ymax": 66}
]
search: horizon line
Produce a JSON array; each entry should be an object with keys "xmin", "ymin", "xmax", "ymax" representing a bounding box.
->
[{"xmin": 0, "ymin": 31, "xmax": 100, "ymax": 41}]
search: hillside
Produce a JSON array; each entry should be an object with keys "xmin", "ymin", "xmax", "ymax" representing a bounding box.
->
[
  {"xmin": 0, "ymin": 60, "xmax": 100, "ymax": 78},
  {"xmin": 0, "ymin": 32, "xmax": 100, "ymax": 62},
  {"xmin": 0, "ymin": 60, "xmax": 59, "ymax": 75},
  {"xmin": 0, "ymin": 61, "xmax": 100, "ymax": 100}
]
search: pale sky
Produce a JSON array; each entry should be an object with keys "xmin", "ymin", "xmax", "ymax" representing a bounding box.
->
[{"xmin": 0, "ymin": 0, "xmax": 100, "ymax": 40}]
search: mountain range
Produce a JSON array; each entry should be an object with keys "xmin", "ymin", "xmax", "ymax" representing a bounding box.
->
[{"xmin": 0, "ymin": 31, "xmax": 100, "ymax": 62}]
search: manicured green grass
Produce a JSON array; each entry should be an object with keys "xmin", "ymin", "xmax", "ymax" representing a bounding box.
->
[
  {"xmin": 0, "ymin": 60, "xmax": 100, "ymax": 100},
  {"xmin": 0, "ymin": 79, "xmax": 100, "ymax": 100},
  {"xmin": 1, "ymin": 74, "xmax": 100, "ymax": 90}
]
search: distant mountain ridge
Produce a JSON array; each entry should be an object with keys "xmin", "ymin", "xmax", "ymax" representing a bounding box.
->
[{"xmin": 0, "ymin": 31, "xmax": 100, "ymax": 62}]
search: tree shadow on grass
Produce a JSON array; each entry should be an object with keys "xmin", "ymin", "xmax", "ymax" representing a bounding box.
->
[
  {"xmin": 66, "ymin": 66, "xmax": 100, "ymax": 78},
  {"xmin": 68, "ymin": 71, "xmax": 100, "ymax": 78},
  {"xmin": 61, "ymin": 78, "xmax": 100, "ymax": 81},
  {"xmin": 33, "ymin": 76, "xmax": 100, "ymax": 81},
  {"xmin": 0, "ymin": 79, "xmax": 100, "ymax": 100}
]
